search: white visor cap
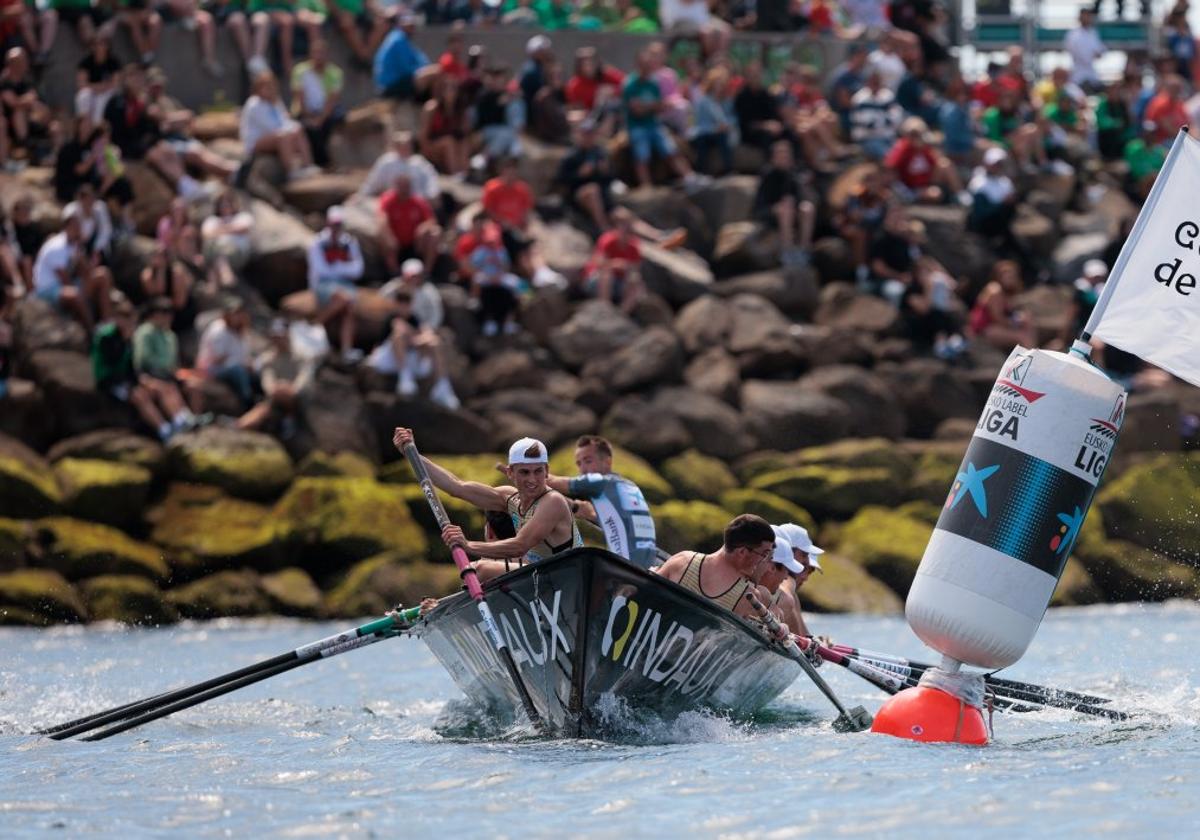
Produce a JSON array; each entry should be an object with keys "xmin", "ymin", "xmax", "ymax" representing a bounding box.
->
[{"xmin": 508, "ymin": 437, "xmax": 549, "ymax": 465}]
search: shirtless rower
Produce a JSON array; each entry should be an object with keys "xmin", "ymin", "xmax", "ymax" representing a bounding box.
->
[
  {"xmin": 653, "ymin": 514, "xmax": 786, "ymax": 620},
  {"xmin": 770, "ymin": 523, "xmax": 825, "ymax": 637},
  {"xmin": 393, "ymin": 428, "xmax": 582, "ymax": 581},
  {"xmin": 542, "ymin": 435, "xmax": 658, "ymax": 570}
]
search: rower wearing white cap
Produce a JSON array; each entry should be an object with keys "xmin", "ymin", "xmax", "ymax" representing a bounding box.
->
[
  {"xmin": 392, "ymin": 428, "xmax": 582, "ymax": 581},
  {"xmin": 771, "ymin": 523, "xmax": 825, "ymax": 636}
]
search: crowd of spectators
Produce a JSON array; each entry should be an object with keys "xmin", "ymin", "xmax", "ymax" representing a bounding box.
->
[{"xmin": 1, "ymin": 0, "xmax": 1196, "ymax": 432}]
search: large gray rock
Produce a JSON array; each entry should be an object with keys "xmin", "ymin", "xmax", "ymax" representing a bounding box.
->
[
  {"xmin": 367, "ymin": 393, "xmax": 493, "ymax": 457},
  {"xmin": 651, "ymin": 387, "xmax": 755, "ymax": 459},
  {"xmin": 518, "ymin": 287, "xmax": 572, "ymax": 345},
  {"xmin": 616, "ymin": 186, "xmax": 714, "ymax": 257},
  {"xmin": 907, "ymin": 205, "xmax": 993, "ymax": 282},
  {"xmin": 548, "ymin": 300, "xmax": 641, "ymax": 369},
  {"xmin": 471, "ymin": 349, "xmax": 545, "ymax": 395},
  {"xmin": 582, "ymin": 325, "xmax": 684, "ymax": 392},
  {"xmin": 11, "ymin": 297, "xmax": 88, "ymax": 375},
  {"xmin": 283, "ymin": 172, "xmax": 363, "ymax": 215},
  {"xmin": 725, "ymin": 294, "xmax": 793, "ymax": 354},
  {"xmin": 687, "ymin": 175, "xmax": 758, "ymax": 235},
  {"xmin": 294, "ymin": 367, "xmax": 379, "ymax": 463},
  {"xmin": 798, "ymin": 365, "xmax": 907, "ymax": 439},
  {"xmin": 740, "ymin": 380, "xmax": 852, "ymax": 451},
  {"xmin": 684, "ymin": 347, "xmax": 741, "ymax": 405},
  {"xmin": 810, "ymin": 236, "xmax": 856, "ymax": 285},
  {"xmin": 712, "ymin": 221, "xmax": 780, "ymax": 278},
  {"xmin": 531, "ymin": 218, "xmax": 593, "ymax": 284},
  {"xmin": 1051, "ymin": 232, "xmax": 1109, "ymax": 283},
  {"xmin": 793, "ymin": 325, "xmax": 875, "ymax": 369},
  {"xmin": 125, "ymin": 162, "xmax": 177, "ymax": 238},
  {"xmin": 876, "ymin": 358, "xmax": 981, "ymax": 439},
  {"xmin": 0, "ymin": 379, "xmax": 52, "ymax": 452},
  {"xmin": 814, "ymin": 283, "xmax": 901, "ymax": 335},
  {"xmin": 47, "ymin": 428, "xmax": 168, "ymax": 477},
  {"xmin": 673, "ymin": 294, "xmax": 731, "ymax": 356},
  {"xmin": 714, "ymin": 267, "xmax": 820, "ymax": 318},
  {"xmin": 471, "ymin": 389, "xmax": 597, "ymax": 450},
  {"xmin": 244, "ymin": 200, "xmax": 315, "ymax": 305},
  {"xmin": 27, "ymin": 350, "xmax": 131, "ymax": 439},
  {"xmin": 167, "ymin": 426, "xmax": 295, "ymax": 500},
  {"xmin": 640, "ymin": 243, "xmax": 714, "ymax": 306},
  {"xmin": 601, "ymin": 394, "xmax": 693, "ymax": 460}
]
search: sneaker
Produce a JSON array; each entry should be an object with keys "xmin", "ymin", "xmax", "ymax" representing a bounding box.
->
[
  {"xmin": 429, "ymin": 377, "xmax": 461, "ymax": 410},
  {"xmin": 481, "ymin": 319, "xmax": 499, "ymax": 337},
  {"xmin": 396, "ymin": 368, "xmax": 418, "ymax": 396},
  {"xmin": 342, "ymin": 347, "xmax": 364, "ymax": 364}
]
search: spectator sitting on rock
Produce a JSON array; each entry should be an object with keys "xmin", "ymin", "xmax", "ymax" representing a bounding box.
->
[
  {"xmin": 205, "ymin": 0, "xmax": 253, "ymax": 69},
  {"xmin": 1124, "ymin": 119, "xmax": 1169, "ymax": 199},
  {"xmin": 133, "ymin": 295, "xmax": 205, "ymax": 413},
  {"xmin": 752, "ymin": 140, "xmax": 815, "ymax": 268},
  {"xmin": 827, "ymin": 43, "xmax": 868, "ymax": 135},
  {"xmin": 622, "ymin": 46, "xmax": 706, "ymax": 191},
  {"xmin": 867, "ymin": 202, "xmax": 922, "ymax": 303},
  {"xmin": 836, "ymin": 165, "xmax": 891, "ymax": 288},
  {"xmin": 482, "ymin": 156, "xmax": 534, "ymax": 272},
  {"xmin": 33, "ymin": 212, "xmax": 113, "ymax": 332},
  {"xmin": 556, "ymin": 119, "xmax": 617, "ymax": 231},
  {"xmin": 366, "ymin": 289, "xmax": 460, "ymax": 407},
  {"xmin": 565, "ymin": 46, "xmax": 624, "ymax": 130},
  {"xmin": 75, "ymin": 32, "xmax": 121, "ymax": 126},
  {"xmin": 236, "ymin": 317, "xmax": 315, "ymax": 437},
  {"xmin": 776, "ymin": 62, "xmax": 845, "ymax": 173},
  {"xmin": 39, "ymin": 0, "xmax": 110, "ymax": 65},
  {"xmin": 146, "ymin": 66, "xmax": 240, "ymax": 184},
  {"xmin": 419, "ymin": 75, "xmax": 469, "ymax": 177},
  {"xmin": 249, "ymin": 0, "xmax": 322, "ymax": 85},
  {"xmin": 94, "ymin": 293, "xmax": 196, "ymax": 441},
  {"xmin": 937, "ymin": 74, "xmax": 978, "ymax": 165},
  {"xmin": 64, "ymin": 183, "xmax": 113, "ymax": 266},
  {"xmin": 467, "ymin": 222, "xmax": 522, "ymax": 337},
  {"xmin": 472, "ymin": 63, "xmax": 524, "ymax": 173},
  {"xmin": 967, "ymin": 146, "xmax": 1018, "ymax": 243},
  {"xmin": 658, "ymin": 0, "xmax": 729, "ymax": 56},
  {"xmin": 358, "ymin": 130, "xmax": 440, "ymax": 201},
  {"xmin": 326, "ymin": 0, "xmax": 389, "ymax": 68},
  {"xmin": 981, "ymin": 85, "xmax": 1046, "ymax": 172},
  {"xmin": 380, "ymin": 258, "xmax": 444, "ymax": 330},
  {"xmin": 196, "ymin": 295, "xmax": 257, "ymax": 409},
  {"xmin": 291, "ymin": 37, "xmax": 344, "ymax": 168},
  {"xmin": 379, "ymin": 172, "xmax": 441, "ymax": 276},
  {"xmin": 240, "ymin": 69, "xmax": 320, "ymax": 181},
  {"xmin": 162, "ymin": 0, "xmax": 222, "ymax": 76},
  {"xmin": 10, "ymin": 195, "xmax": 41, "ymax": 290},
  {"xmin": 0, "ymin": 47, "xmax": 51, "ymax": 164},
  {"xmin": 689, "ymin": 66, "xmax": 736, "ymax": 176},
  {"xmin": 902, "ymin": 256, "xmax": 964, "ymax": 357},
  {"xmin": 527, "ymin": 55, "xmax": 570, "ymax": 145},
  {"xmin": 1095, "ymin": 79, "xmax": 1135, "ymax": 162},
  {"xmin": 201, "ymin": 189, "xmax": 254, "ymax": 289},
  {"xmin": 453, "ymin": 212, "xmax": 495, "ymax": 286},
  {"xmin": 307, "ymin": 204, "xmax": 364, "ymax": 362},
  {"xmin": 967, "ymin": 258, "xmax": 1035, "ymax": 352},
  {"xmin": 115, "ymin": 0, "xmax": 162, "ymax": 66},
  {"xmin": 584, "ymin": 207, "xmax": 645, "ymax": 315},
  {"xmin": 883, "ymin": 117, "xmax": 964, "ymax": 205},
  {"xmin": 139, "ymin": 242, "xmax": 198, "ymax": 334},
  {"xmin": 735, "ymin": 60, "xmax": 791, "ymax": 156},
  {"xmin": 849, "ymin": 69, "xmax": 903, "ymax": 160},
  {"xmin": 606, "ymin": 0, "xmax": 658, "ymax": 32},
  {"xmin": 373, "ymin": 12, "xmax": 432, "ymax": 100},
  {"xmin": 500, "ymin": 0, "xmax": 539, "ymax": 26}
]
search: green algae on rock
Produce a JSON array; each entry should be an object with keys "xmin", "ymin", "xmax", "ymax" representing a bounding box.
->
[
  {"xmin": 749, "ymin": 465, "xmax": 901, "ymax": 520},
  {"xmin": 296, "ymin": 450, "xmax": 377, "ymax": 479},
  {"xmin": 323, "ymin": 552, "xmax": 464, "ymax": 618},
  {"xmin": 661, "ymin": 450, "xmax": 738, "ymax": 502},
  {"xmin": 80, "ymin": 574, "xmax": 180, "ymax": 625},
  {"xmin": 834, "ymin": 506, "xmax": 934, "ymax": 595},
  {"xmin": 47, "ymin": 428, "xmax": 168, "ymax": 477},
  {"xmin": 0, "ymin": 432, "xmax": 61, "ymax": 518},
  {"xmin": 1074, "ymin": 538, "xmax": 1199, "ymax": 602},
  {"xmin": 0, "ymin": 568, "xmax": 87, "ymax": 623},
  {"xmin": 147, "ymin": 483, "xmax": 281, "ymax": 578},
  {"xmin": 653, "ymin": 500, "xmax": 732, "ymax": 554},
  {"xmin": 55, "ymin": 457, "xmax": 152, "ymax": 528},
  {"xmin": 0, "ymin": 517, "xmax": 28, "ymax": 569},
  {"xmin": 379, "ymin": 453, "xmax": 502, "ymax": 487},
  {"xmin": 30, "ymin": 517, "xmax": 169, "ymax": 582},
  {"xmin": 1096, "ymin": 454, "xmax": 1200, "ymax": 563},
  {"xmin": 167, "ymin": 427, "xmax": 295, "ymax": 500},
  {"xmin": 1050, "ymin": 558, "xmax": 1104, "ymax": 607},
  {"xmin": 260, "ymin": 567, "xmax": 323, "ymax": 617},
  {"xmin": 167, "ymin": 569, "xmax": 272, "ymax": 618},
  {"xmin": 798, "ymin": 553, "xmax": 903, "ymax": 614},
  {"xmin": 717, "ymin": 488, "xmax": 817, "ymax": 536},
  {"xmin": 393, "ymin": 483, "xmax": 484, "ymax": 562}
]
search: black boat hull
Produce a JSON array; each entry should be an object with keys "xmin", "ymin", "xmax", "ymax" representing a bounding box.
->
[{"xmin": 417, "ymin": 548, "xmax": 802, "ymax": 737}]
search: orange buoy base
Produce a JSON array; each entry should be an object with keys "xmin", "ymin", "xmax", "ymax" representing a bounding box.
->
[{"xmin": 870, "ymin": 685, "xmax": 988, "ymax": 745}]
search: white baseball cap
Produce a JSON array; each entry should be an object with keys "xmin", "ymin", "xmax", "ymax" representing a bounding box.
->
[
  {"xmin": 526, "ymin": 35, "xmax": 551, "ymax": 56},
  {"xmin": 769, "ymin": 527, "xmax": 805, "ymax": 574},
  {"xmin": 401, "ymin": 258, "xmax": 424, "ymax": 277},
  {"xmin": 778, "ymin": 522, "xmax": 824, "ymax": 572},
  {"xmin": 507, "ymin": 437, "xmax": 549, "ymax": 465},
  {"xmin": 983, "ymin": 147, "xmax": 1008, "ymax": 167},
  {"xmin": 326, "ymin": 205, "xmax": 346, "ymax": 225}
]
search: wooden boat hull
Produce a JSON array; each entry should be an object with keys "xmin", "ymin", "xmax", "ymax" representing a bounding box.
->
[{"xmin": 416, "ymin": 548, "xmax": 802, "ymax": 737}]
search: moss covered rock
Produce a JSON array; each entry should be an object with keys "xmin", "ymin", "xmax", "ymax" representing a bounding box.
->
[
  {"xmin": 907, "ymin": 447, "xmax": 963, "ymax": 504},
  {"xmin": 30, "ymin": 517, "xmax": 168, "ymax": 582},
  {"xmin": 0, "ymin": 432, "xmax": 61, "ymax": 518},
  {"xmin": 380, "ymin": 453, "xmax": 503, "ymax": 487},
  {"xmin": 168, "ymin": 427, "xmax": 295, "ymax": 500},
  {"xmin": 167, "ymin": 569, "xmax": 271, "ymax": 618},
  {"xmin": 296, "ymin": 450, "xmax": 377, "ymax": 479},
  {"xmin": 0, "ymin": 606, "xmax": 54, "ymax": 626},
  {"xmin": 1074, "ymin": 538, "xmax": 1199, "ymax": 601},
  {"xmin": 734, "ymin": 450, "xmax": 789, "ymax": 483},
  {"xmin": 798, "ymin": 554, "xmax": 903, "ymax": 614},
  {"xmin": 0, "ymin": 569, "xmax": 87, "ymax": 622},
  {"xmin": 55, "ymin": 458, "xmax": 152, "ymax": 528},
  {"xmin": 147, "ymin": 483, "xmax": 281, "ymax": 578},
  {"xmin": 47, "ymin": 429, "xmax": 168, "ymax": 477},
  {"xmin": 394, "ymin": 484, "xmax": 485, "ymax": 562},
  {"xmin": 794, "ymin": 438, "xmax": 915, "ymax": 481},
  {"xmin": 1096, "ymin": 454, "xmax": 1200, "ymax": 562},
  {"xmin": 834, "ymin": 506, "xmax": 933, "ymax": 595},
  {"xmin": 80, "ymin": 575, "xmax": 180, "ymax": 625},
  {"xmin": 654, "ymin": 500, "xmax": 731, "ymax": 553},
  {"xmin": 260, "ymin": 567, "xmax": 322, "ymax": 617},
  {"xmin": 660, "ymin": 450, "xmax": 738, "ymax": 502},
  {"xmin": 549, "ymin": 445, "xmax": 673, "ymax": 504},
  {"xmin": 323, "ymin": 553, "xmax": 464, "ymax": 618},
  {"xmin": 0, "ymin": 517, "xmax": 28, "ymax": 569},
  {"xmin": 894, "ymin": 500, "xmax": 942, "ymax": 526},
  {"xmin": 1050, "ymin": 558, "xmax": 1104, "ymax": 607},
  {"xmin": 749, "ymin": 466, "xmax": 901, "ymax": 520},
  {"xmin": 717, "ymin": 489, "xmax": 817, "ymax": 537},
  {"xmin": 273, "ymin": 477, "xmax": 429, "ymax": 574}
]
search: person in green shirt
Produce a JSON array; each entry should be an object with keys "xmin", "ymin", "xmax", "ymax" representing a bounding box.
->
[
  {"xmin": 1094, "ymin": 80, "xmax": 1133, "ymax": 161},
  {"xmin": 132, "ymin": 296, "xmax": 181, "ymax": 380},
  {"xmin": 608, "ymin": 0, "xmax": 658, "ymax": 32},
  {"xmin": 323, "ymin": 0, "xmax": 388, "ymax": 66},
  {"xmin": 980, "ymin": 86, "xmax": 1045, "ymax": 171},
  {"xmin": 291, "ymin": 37, "xmax": 344, "ymax": 165},
  {"xmin": 1124, "ymin": 130, "xmax": 1167, "ymax": 198}
]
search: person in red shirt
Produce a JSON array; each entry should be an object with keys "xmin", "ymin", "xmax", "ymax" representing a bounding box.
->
[
  {"xmin": 453, "ymin": 213, "xmax": 501, "ymax": 286},
  {"xmin": 883, "ymin": 117, "xmax": 963, "ymax": 204},
  {"xmin": 565, "ymin": 46, "xmax": 624, "ymax": 125},
  {"xmin": 1144, "ymin": 74, "xmax": 1189, "ymax": 144},
  {"xmin": 379, "ymin": 173, "xmax": 441, "ymax": 274},
  {"xmin": 481, "ymin": 156, "xmax": 536, "ymax": 273},
  {"xmin": 584, "ymin": 208, "xmax": 644, "ymax": 314},
  {"xmin": 437, "ymin": 32, "xmax": 470, "ymax": 83}
]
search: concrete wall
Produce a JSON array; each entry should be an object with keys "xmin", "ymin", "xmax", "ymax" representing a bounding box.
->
[{"xmin": 38, "ymin": 25, "xmax": 852, "ymax": 114}]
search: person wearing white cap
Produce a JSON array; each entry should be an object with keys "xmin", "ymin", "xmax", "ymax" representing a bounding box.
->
[
  {"xmin": 307, "ymin": 205, "xmax": 364, "ymax": 362},
  {"xmin": 771, "ymin": 523, "xmax": 825, "ymax": 637},
  {"xmin": 392, "ymin": 428, "xmax": 582, "ymax": 581},
  {"xmin": 967, "ymin": 144, "xmax": 1017, "ymax": 239}
]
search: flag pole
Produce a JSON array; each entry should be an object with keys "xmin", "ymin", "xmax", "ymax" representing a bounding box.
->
[{"xmin": 1076, "ymin": 125, "xmax": 1193, "ymax": 359}]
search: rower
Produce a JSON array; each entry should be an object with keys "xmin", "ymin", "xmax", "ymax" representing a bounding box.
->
[
  {"xmin": 771, "ymin": 523, "xmax": 825, "ymax": 637},
  {"xmin": 543, "ymin": 435, "xmax": 659, "ymax": 569},
  {"xmin": 653, "ymin": 514, "xmax": 780, "ymax": 620},
  {"xmin": 392, "ymin": 428, "xmax": 582, "ymax": 581}
]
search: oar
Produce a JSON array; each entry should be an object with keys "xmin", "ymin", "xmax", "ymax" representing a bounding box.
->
[
  {"xmin": 744, "ymin": 591, "xmax": 872, "ymax": 732},
  {"xmin": 47, "ymin": 609, "xmax": 419, "ymax": 741},
  {"xmin": 401, "ymin": 441, "xmax": 546, "ymax": 732}
]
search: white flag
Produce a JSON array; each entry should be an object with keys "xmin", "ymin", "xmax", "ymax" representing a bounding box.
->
[{"xmin": 1089, "ymin": 129, "xmax": 1200, "ymax": 387}]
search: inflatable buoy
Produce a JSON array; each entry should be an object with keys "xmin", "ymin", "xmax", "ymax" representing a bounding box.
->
[
  {"xmin": 906, "ymin": 346, "xmax": 1126, "ymax": 669},
  {"xmin": 871, "ymin": 684, "xmax": 988, "ymax": 745}
]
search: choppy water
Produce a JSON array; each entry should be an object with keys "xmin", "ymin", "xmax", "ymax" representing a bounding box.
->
[{"xmin": 2, "ymin": 603, "xmax": 1199, "ymax": 838}]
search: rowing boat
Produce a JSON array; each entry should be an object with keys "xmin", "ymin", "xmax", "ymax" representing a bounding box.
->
[{"xmin": 413, "ymin": 547, "xmax": 803, "ymax": 737}]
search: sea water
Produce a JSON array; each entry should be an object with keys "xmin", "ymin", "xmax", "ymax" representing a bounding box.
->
[{"xmin": 2, "ymin": 602, "xmax": 1198, "ymax": 838}]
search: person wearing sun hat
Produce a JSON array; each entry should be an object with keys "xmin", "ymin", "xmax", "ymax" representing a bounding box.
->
[
  {"xmin": 767, "ymin": 522, "xmax": 826, "ymax": 636},
  {"xmin": 392, "ymin": 429, "xmax": 583, "ymax": 581}
]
